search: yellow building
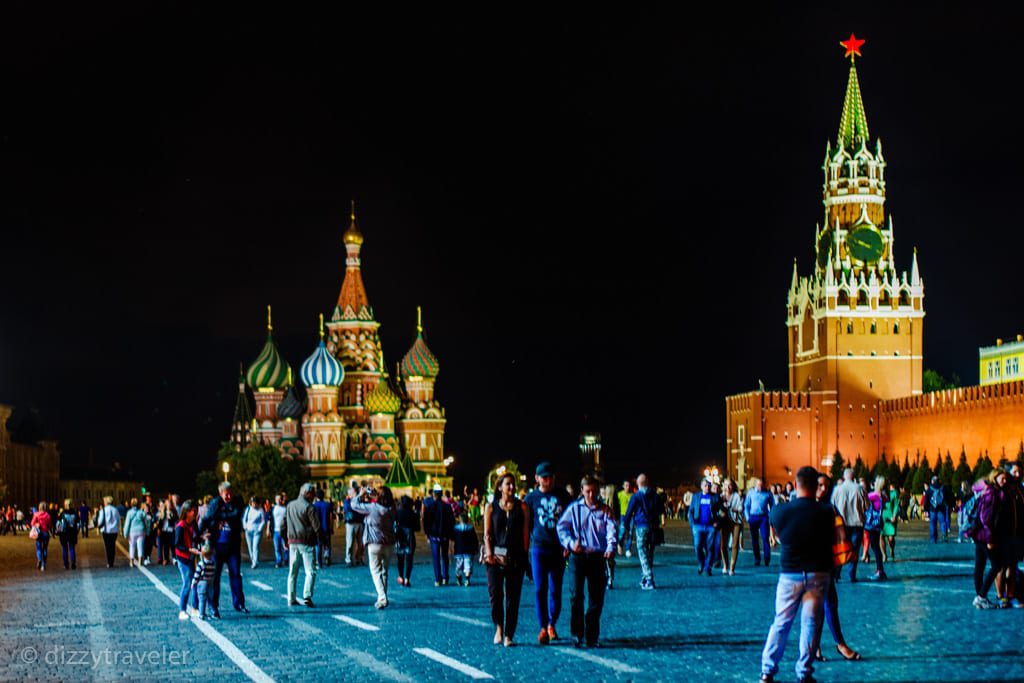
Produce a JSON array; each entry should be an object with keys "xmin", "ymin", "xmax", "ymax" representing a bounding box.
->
[{"xmin": 980, "ymin": 335, "xmax": 1024, "ymax": 386}]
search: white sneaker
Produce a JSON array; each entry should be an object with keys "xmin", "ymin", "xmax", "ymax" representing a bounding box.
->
[
  {"xmin": 178, "ymin": 611, "xmax": 189, "ymax": 621},
  {"xmin": 143, "ymin": 558, "xmax": 151, "ymax": 566},
  {"xmin": 625, "ymin": 550, "xmax": 632, "ymax": 558},
  {"xmin": 973, "ymin": 595, "xmax": 997, "ymax": 609},
  {"xmin": 187, "ymin": 607, "xmax": 199, "ymax": 617}
]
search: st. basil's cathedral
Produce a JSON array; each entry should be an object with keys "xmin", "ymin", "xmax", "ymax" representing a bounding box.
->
[{"xmin": 229, "ymin": 203, "xmax": 446, "ymax": 496}]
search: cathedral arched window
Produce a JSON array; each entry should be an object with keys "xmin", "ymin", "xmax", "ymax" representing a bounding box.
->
[
  {"xmin": 857, "ymin": 290, "xmax": 868, "ymax": 307},
  {"xmin": 838, "ymin": 290, "xmax": 850, "ymax": 307},
  {"xmin": 898, "ymin": 291, "xmax": 910, "ymax": 307}
]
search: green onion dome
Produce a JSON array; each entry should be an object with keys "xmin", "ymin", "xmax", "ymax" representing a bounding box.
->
[
  {"xmin": 246, "ymin": 334, "xmax": 291, "ymax": 390},
  {"xmin": 401, "ymin": 333, "xmax": 439, "ymax": 379}
]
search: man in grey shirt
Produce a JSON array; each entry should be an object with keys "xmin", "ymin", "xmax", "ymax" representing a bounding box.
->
[
  {"xmin": 830, "ymin": 468, "xmax": 867, "ymax": 582},
  {"xmin": 283, "ymin": 483, "xmax": 320, "ymax": 607}
]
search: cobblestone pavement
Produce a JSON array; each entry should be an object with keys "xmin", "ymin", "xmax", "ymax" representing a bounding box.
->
[{"xmin": 1, "ymin": 520, "xmax": 1022, "ymax": 682}]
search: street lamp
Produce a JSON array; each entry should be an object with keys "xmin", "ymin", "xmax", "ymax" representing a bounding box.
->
[
  {"xmin": 443, "ymin": 456, "xmax": 455, "ymax": 468},
  {"xmin": 222, "ymin": 461, "xmax": 230, "ymax": 483},
  {"xmin": 702, "ymin": 465, "xmax": 721, "ymax": 486}
]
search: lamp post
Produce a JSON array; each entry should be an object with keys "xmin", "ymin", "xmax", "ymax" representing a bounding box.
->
[
  {"xmin": 222, "ymin": 461, "xmax": 230, "ymax": 483},
  {"xmin": 702, "ymin": 465, "xmax": 721, "ymax": 486}
]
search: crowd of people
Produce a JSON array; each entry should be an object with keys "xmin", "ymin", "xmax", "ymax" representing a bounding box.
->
[{"xmin": 15, "ymin": 458, "xmax": 1024, "ymax": 680}]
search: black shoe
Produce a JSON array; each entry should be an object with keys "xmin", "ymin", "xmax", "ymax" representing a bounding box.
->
[
  {"xmin": 759, "ymin": 675, "xmax": 774, "ymax": 683},
  {"xmin": 210, "ymin": 611, "xmax": 221, "ymax": 620},
  {"xmin": 586, "ymin": 640, "xmax": 598, "ymax": 648},
  {"xmin": 573, "ymin": 637, "xmax": 584, "ymax": 648},
  {"xmin": 237, "ymin": 606, "xmax": 250, "ymax": 614},
  {"xmin": 302, "ymin": 598, "xmax": 315, "ymax": 608},
  {"xmin": 849, "ymin": 576, "xmax": 858, "ymax": 583}
]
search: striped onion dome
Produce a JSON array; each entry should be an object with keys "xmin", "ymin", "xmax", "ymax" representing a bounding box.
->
[
  {"xmin": 278, "ymin": 385, "xmax": 306, "ymax": 419},
  {"xmin": 365, "ymin": 377, "xmax": 401, "ymax": 415},
  {"xmin": 300, "ymin": 340, "xmax": 344, "ymax": 387},
  {"xmin": 246, "ymin": 335, "xmax": 291, "ymax": 390},
  {"xmin": 400, "ymin": 333, "xmax": 439, "ymax": 379}
]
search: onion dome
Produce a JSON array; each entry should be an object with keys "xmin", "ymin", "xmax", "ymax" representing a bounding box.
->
[
  {"xmin": 278, "ymin": 372, "xmax": 306, "ymax": 419},
  {"xmin": 300, "ymin": 314, "xmax": 344, "ymax": 387},
  {"xmin": 366, "ymin": 351, "xmax": 402, "ymax": 414},
  {"xmin": 246, "ymin": 306, "xmax": 291, "ymax": 390},
  {"xmin": 342, "ymin": 199, "xmax": 364, "ymax": 246},
  {"xmin": 401, "ymin": 306, "xmax": 440, "ymax": 379}
]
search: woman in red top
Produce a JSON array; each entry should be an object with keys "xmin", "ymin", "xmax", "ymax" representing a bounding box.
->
[
  {"xmin": 30, "ymin": 501, "xmax": 52, "ymax": 571},
  {"xmin": 173, "ymin": 501, "xmax": 200, "ymax": 620}
]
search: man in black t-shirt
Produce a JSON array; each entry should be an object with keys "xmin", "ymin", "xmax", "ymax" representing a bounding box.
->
[
  {"xmin": 759, "ymin": 466, "xmax": 833, "ymax": 683},
  {"xmin": 524, "ymin": 462, "xmax": 569, "ymax": 645}
]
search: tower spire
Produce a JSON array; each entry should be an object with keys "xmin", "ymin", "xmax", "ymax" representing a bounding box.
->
[
  {"xmin": 417, "ymin": 305, "xmax": 423, "ymax": 336},
  {"xmin": 319, "ymin": 312, "xmax": 325, "ymax": 340},
  {"xmin": 267, "ymin": 304, "xmax": 273, "ymax": 334},
  {"xmin": 911, "ymin": 247, "xmax": 921, "ymax": 286},
  {"xmin": 837, "ymin": 33, "xmax": 869, "ymax": 150}
]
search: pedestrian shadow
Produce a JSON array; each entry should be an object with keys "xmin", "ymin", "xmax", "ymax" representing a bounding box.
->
[{"xmin": 599, "ymin": 635, "xmax": 762, "ymax": 650}]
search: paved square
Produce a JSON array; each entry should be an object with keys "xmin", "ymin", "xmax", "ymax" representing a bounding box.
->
[{"xmin": 1, "ymin": 521, "xmax": 1021, "ymax": 682}]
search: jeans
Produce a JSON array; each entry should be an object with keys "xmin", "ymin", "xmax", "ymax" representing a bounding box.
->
[
  {"xmin": 287, "ymin": 543, "xmax": 318, "ymax": 602},
  {"xmin": 618, "ymin": 520, "xmax": 632, "ymax": 553},
  {"xmin": 35, "ymin": 532, "xmax": 50, "ymax": 566},
  {"xmin": 486, "ymin": 561, "xmax": 525, "ymax": 638},
  {"xmin": 845, "ymin": 526, "xmax": 864, "ymax": 580},
  {"xmin": 761, "ymin": 571, "xmax": 829, "ymax": 680},
  {"xmin": 720, "ymin": 520, "xmax": 741, "ymax": 571},
  {"xmin": 635, "ymin": 526, "xmax": 655, "ymax": 584},
  {"xmin": 176, "ymin": 558, "xmax": 198, "ymax": 612},
  {"xmin": 245, "ymin": 530, "xmax": 262, "ymax": 567},
  {"xmin": 367, "ymin": 543, "xmax": 392, "ymax": 604},
  {"xmin": 748, "ymin": 514, "xmax": 770, "ymax": 565},
  {"xmin": 60, "ymin": 539, "xmax": 77, "ymax": 568},
  {"xmin": 822, "ymin": 570, "xmax": 845, "ymax": 645},
  {"xmin": 212, "ymin": 544, "xmax": 245, "ymax": 612},
  {"xmin": 316, "ymin": 531, "xmax": 332, "ymax": 566},
  {"xmin": 973, "ymin": 540, "xmax": 990, "ymax": 597},
  {"xmin": 866, "ymin": 529, "xmax": 885, "ymax": 574},
  {"xmin": 159, "ymin": 531, "xmax": 174, "ymax": 563},
  {"xmin": 692, "ymin": 524, "xmax": 716, "ymax": 573},
  {"xmin": 102, "ymin": 532, "xmax": 118, "ymax": 566},
  {"xmin": 455, "ymin": 554, "xmax": 473, "ymax": 578},
  {"xmin": 273, "ymin": 530, "xmax": 289, "ymax": 566},
  {"xmin": 129, "ymin": 533, "xmax": 145, "ymax": 562},
  {"xmin": 567, "ymin": 552, "xmax": 607, "ymax": 644},
  {"xmin": 929, "ymin": 509, "xmax": 949, "ymax": 542},
  {"xmin": 345, "ymin": 523, "xmax": 364, "ymax": 564},
  {"xmin": 530, "ymin": 546, "xmax": 565, "ymax": 628},
  {"xmin": 197, "ymin": 580, "xmax": 210, "ymax": 617},
  {"xmin": 429, "ymin": 538, "xmax": 450, "ymax": 583}
]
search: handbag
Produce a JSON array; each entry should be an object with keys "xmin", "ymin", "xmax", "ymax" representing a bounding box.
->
[
  {"xmin": 832, "ymin": 512, "xmax": 853, "ymax": 566},
  {"xmin": 29, "ymin": 525, "xmax": 40, "ymax": 540}
]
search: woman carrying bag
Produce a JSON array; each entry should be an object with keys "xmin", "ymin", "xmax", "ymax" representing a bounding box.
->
[
  {"xmin": 816, "ymin": 474, "xmax": 862, "ymax": 662},
  {"xmin": 483, "ymin": 472, "xmax": 530, "ymax": 647}
]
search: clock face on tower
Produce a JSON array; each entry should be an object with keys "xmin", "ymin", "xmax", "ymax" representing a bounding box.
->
[{"xmin": 845, "ymin": 224, "xmax": 884, "ymax": 263}]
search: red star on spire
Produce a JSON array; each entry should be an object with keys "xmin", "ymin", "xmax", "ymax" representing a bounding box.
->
[{"xmin": 840, "ymin": 33, "xmax": 865, "ymax": 59}]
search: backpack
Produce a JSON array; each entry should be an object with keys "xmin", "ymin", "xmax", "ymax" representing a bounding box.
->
[
  {"xmin": 864, "ymin": 504, "xmax": 882, "ymax": 532},
  {"xmin": 961, "ymin": 492, "xmax": 980, "ymax": 537},
  {"xmin": 930, "ymin": 486, "xmax": 946, "ymax": 510},
  {"xmin": 54, "ymin": 517, "xmax": 65, "ymax": 535}
]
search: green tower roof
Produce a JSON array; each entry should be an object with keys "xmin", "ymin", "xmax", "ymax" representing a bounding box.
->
[{"xmin": 837, "ymin": 60, "xmax": 869, "ymax": 151}]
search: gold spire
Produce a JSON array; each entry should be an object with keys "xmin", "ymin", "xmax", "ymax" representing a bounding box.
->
[
  {"xmin": 318, "ymin": 312, "xmax": 325, "ymax": 340},
  {"xmin": 417, "ymin": 305, "xmax": 423, "ymax": 335},
  {"xmin": 343, "ymin": 199, "xmax": 364, "ymax": 245},
  {"xmin": 267, "ymin": 305, "xmax": 273, "ymax": 333},
  {"xmin": 286, "ymin": 366, "xmax": 293, "ymax": 387}
]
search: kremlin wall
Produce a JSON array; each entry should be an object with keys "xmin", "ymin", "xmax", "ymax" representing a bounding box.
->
[{"xmin": 725, "ymin": 47, "xmax": 1024, "ymax": 488}]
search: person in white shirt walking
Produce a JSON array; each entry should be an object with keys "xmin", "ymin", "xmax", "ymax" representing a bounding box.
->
[
  {"xmin": 272, "ymin": 493, "xmax": 289, "ymax": 568},
  {"xmin": 830, "ymin": 468, "xmax": 868, "ymax": 582},
  {"xmin": 96, "ymin": 496, "xmax": 121, "ymax": 568},
  {"xmin": 243, "ymin": 497, "xmax": 267, "ymax": 569}
]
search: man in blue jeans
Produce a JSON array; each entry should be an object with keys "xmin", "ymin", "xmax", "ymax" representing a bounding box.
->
[
  {"xmin": 199, "ymin": 481, "xmax": 247, "ymax": 618},
  {"xmin": 422, "ymin": 483, "xmax": 455, "ymax": 586},
  {"xmin": 687, "ymin": 479, "xmax": 721, "ymax": 575},
  {"xmin": 744, "ymin": 479, "xmax": 774, "ymax": 566},
  {"xmin": 524, "ymin": 462, "xmax": 569, "ymax": 644},
  {"xmin": 759, "ymin": 466, "xmax": 833, "ymax": 683},
  {"xmin": 623, "ymin": 473, "xmax": 664, "ymax": 589}
]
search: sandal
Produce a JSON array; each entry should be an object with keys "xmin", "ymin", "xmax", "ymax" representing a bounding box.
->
[
  {"xmin": 836, "ymin": 644, "xmax": 862, "ymax": 661},
  {"xmin": 814, "ymin": 648, "xmax": 827, "ymax": 662}
]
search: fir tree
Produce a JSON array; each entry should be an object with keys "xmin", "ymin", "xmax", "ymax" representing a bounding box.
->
[
  {"xmin": 886, "ymin": 456, "xmax": 902, "ymax": 489},
  {"xmin": 953, "ymin": 450, "xmax": 972, "ymax": 490},
  {"xmin": 830, "ymin": 451, "xmax": 845, "ymax": 483},
  {"xmin": 911, "ymin": 455, "xmax": 933, "ymax": 494},
  {"xmin": 853, "ymin": 455, "xmax": 867, "ymax": 481},
  {"xmin": 904, "ymin": 465, "xmax": 917, "ymax": 493},
  {"xmin": 901, "ymin": 454, "xmax": 912, "ymax": 487},
  {"xmin": 872, "ymin": 452, "xmax": 888, "ymax": 480},
  {"xmin": 940, "ymin": 452, "xmax": 954, "ymax": 486}
]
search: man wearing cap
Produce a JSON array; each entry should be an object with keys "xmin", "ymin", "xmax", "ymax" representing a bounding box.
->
[
  {"xmin": 423, "ymin": 483, "xmax": 455, "ymax": 586},
  {"xmin": 524, "ymin": 462, "xmax": 569, "ymax": 644},
  {"xmin": 199, "ymin": 481, "xmax": 247, "ymax": 617}
]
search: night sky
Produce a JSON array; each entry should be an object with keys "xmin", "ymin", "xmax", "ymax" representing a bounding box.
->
[{"xmin": 3, "ymin": 7, "xmax": 1023, "ymax": 494}]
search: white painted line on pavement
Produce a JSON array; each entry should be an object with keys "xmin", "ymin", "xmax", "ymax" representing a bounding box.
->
[
  {"xmin": 870, "ymin": 582, "xmax": 972, "ymax": 595},
  {"xmin": 437, "ymin": 611, "xmax": 490, "ymax": 628},
  {"xmin": 413, "ymin": 647, "xmax": 493, "ymax": 680},
  {"xmin": 286, "ymin": 618, "xmax": 412, "ymax": 683},
  {"xmin": 323, "ymin": 578, "xmax": 348, "ymax": 589},
  {"xmin": 558, "ymin": 646, "xmax": 642, "ymax": 673},
  {"xmin": 251, "ymin": 581, "xmax": 273, "ymax": 591},
  {"xmin": 81, "ymin": 563, "xmax": 116, "ymax": 680},
  {"xmin": 333, "ymin": 614, "xmax": 380, "ymax": 632},
  {"xmin": 362, "ymin": 591, "xmax": 378, "ymax": 598},
  {"xmin": 116, "ymin": 543, "xmax": 275, "ymax": 683}
]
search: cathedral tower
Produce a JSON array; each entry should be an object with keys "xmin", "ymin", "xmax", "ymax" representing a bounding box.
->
[
  {"xmin": 786, "ymin": 34, "xmax": 924, "ymax": 464},
  {"xmin": 246, "ymin": 305, "xmax": 292, "ymax": 446},
  {"xmin": 301, "ymin": 314, "xmax": 345, "ymax": 473},
  {"xmin": 397, "ymin": 307, "xmax": 447, "ymax": 476},
  {"xmin": 325, "ymin": 201, "xmax": 382, "ymax": 458}
]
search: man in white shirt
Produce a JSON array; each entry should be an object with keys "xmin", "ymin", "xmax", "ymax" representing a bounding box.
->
[
  {"xmin": 272, "ymin": 493, "xmax": 289, "ymax": 568},
  {"xmin": 96, "ymin": 496, "xmax": 121, "ymax": 568},
  {"xmin": 830, "ymin": 468, "xmax": 867, "ymax": 582}
]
